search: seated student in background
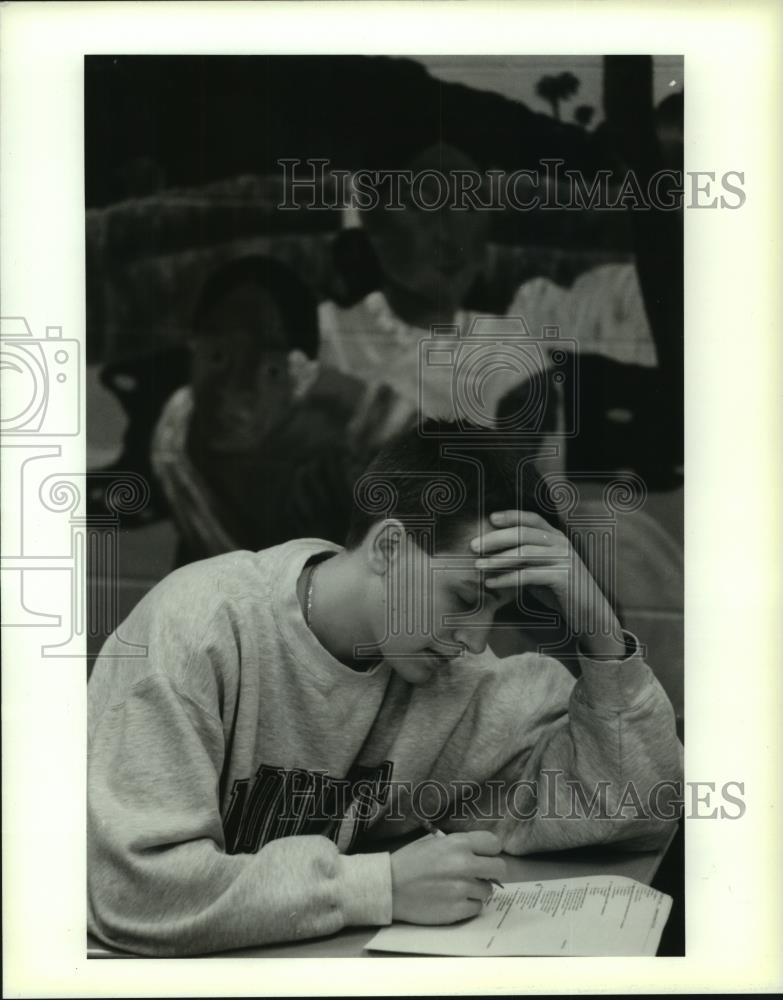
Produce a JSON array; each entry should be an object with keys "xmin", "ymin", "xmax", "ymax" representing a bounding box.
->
[
  {"xmin": 152, "ymin": 255, "xmax": 377, "ymax": 565},
  {"xmin": 89, "ymin": 419, "xmax": 683, "ymax": 957},
  {"xmin": 319, "ymin": 141, "xmax": 658, "ymax": 455},
  {"xmin": 319, "ymin": 142, "xmax": 525, "ymax": 446}
]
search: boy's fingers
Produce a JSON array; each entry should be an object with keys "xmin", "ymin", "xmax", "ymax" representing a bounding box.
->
[
  {"xmin": 489, "ymin": 509, "xmax": 551, "ymax": 529},
  {"xmin": 460, "ymin": 830, "xmax": 503, "ymax": 855},
  {"xmin": 458, "ymin": 899, "xmax": 485, "ymax": 920},
  {"xmin": 485, "ymin": 568, "xmax": 561, "ymax": 589},
  {"xmin": 465, "ymin": 879, "xmax": 494, "ymax": 903},
  {"xmin": 476, "ymin": 546, "xmax": 568, "ymax": 568},
  {"xmin": 470, "ymin": 527, "xmax": 518, "ymax": 552},
  {"xmin": 473, "ymin": 856, "xmax": 507, "ymax": 883},
  {"xmin": 472, "ymin": 527, "xmax": 551, "ymax": 553},
  {"xmin": 483, "ymin": 571, "xmax": 520, "ymax": 589}
]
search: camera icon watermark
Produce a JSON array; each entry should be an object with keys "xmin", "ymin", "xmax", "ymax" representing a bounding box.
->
[
  {"xmin": 1, "ymin": 315, "xmax": 146, "ymax": 658},
  {"xmin": 0, "ymin": 317, "xmax": 80, "ymax": 437},
  {"xmin": 418, "ymin": 314, "xmax": 578, "ymax": 439}
]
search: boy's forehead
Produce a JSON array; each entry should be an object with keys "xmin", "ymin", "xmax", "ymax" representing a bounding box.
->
[{"xmin": 419, "ymin": 516, "xmax": 494, "ymax": 574}]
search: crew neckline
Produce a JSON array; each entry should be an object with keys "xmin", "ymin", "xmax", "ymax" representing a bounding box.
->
[{"xmin": 271, "ymin": 538, "xmax": 390, "ymax": 689}]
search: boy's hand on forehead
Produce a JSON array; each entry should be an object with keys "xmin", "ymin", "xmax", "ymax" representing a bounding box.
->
[
  {"xmin": 469, "ymin": 509, "xmax": 625, "ymax": 658},
  {"xmin": 470, "ymin": 509, "xmax": 571, "ymax": 593},
  {"xmin": 472, "ymin": 510, "xmax": 567, "ymax": 554}
]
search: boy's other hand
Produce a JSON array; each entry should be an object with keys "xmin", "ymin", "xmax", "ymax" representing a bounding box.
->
[
  {"xmin": 389, "ymin": 831, "xmax": 506, "ymax": 925},
  {"xmin": 473, "ymin": 510, "xmax": 626, "ymax": 659}
]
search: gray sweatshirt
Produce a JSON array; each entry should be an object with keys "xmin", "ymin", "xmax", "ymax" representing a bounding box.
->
[{"xmin": 88, "ymin": 538, "xmax": 683, "ymax": 956}]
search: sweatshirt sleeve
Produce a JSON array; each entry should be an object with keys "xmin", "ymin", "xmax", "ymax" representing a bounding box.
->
[
  {"xmin": 88, "ymin": 670, "xmax": 392, "ymax": 957},
  {"xmin": 444, "ymin": 632, "xmax": 683, "ymax": 855}
]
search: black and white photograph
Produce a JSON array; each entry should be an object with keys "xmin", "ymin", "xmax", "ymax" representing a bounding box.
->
[
  {"xmin": 83, "ymin": 51, "xmax": 686, "ymax": 959},
  {"xmin": 1, "ymin": 2, "xmax": 781, "ymax": 996}
]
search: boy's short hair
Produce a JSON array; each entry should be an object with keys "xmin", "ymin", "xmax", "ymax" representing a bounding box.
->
[
  {"xmin": 344, "ymin": 418, "xmax": 556, "ymax": 553},
  {"xmin": 193, "ymin": 255, "xmax": 319, "ymax": 359}
]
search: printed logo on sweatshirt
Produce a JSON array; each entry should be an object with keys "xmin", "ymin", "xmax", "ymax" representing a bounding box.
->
[{"xmin": 223, "ymin": 760, "xmax": 394, "ymax": 854}]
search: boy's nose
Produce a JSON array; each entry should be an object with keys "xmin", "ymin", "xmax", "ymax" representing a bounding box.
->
[{"xmin": 452, "ymin": 625, "xmax": 488, "ymax": 656}]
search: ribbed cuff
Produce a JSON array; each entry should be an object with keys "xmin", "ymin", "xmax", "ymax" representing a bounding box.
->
[
  {"xmin": 577, "ymin": 630, "xmax": 653, "ymax": 710},
  {"xmin": 337, "ymin": 852, "xmax": 393, "ymax": 928}
]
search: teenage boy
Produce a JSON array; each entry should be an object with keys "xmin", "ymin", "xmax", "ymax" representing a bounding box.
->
[{"xmin": 88, "ymin": 420, "xmax": 682, "ymax": 956}]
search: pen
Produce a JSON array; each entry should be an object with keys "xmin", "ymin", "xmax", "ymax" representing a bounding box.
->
[{"xmin": 421, "ymin": 819, "xmax": 505, "ymax": 888}]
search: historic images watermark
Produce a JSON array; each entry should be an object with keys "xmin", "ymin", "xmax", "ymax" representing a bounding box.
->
[
  {"xmin": 277, "ymin": 158, "xmax": 746, "ymax": 212},
  {"xmin": 263, "ymin": 770, "xmax": 746, "ymax": 826}
]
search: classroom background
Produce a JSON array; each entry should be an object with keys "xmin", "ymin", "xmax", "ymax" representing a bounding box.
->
[{"xmin": 84, "ymin": 54, "xmax": 684, "ymax": 726}]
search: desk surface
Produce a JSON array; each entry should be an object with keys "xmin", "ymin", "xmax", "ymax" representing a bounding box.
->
[{"xmin": 88, "ymin": 832, "xmax": 675, "ymax": 959}]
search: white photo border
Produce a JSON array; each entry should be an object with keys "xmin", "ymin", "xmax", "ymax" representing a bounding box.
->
[{"xmin": 2, "ymin": 0, "xmax": 781, "ymax": 995}]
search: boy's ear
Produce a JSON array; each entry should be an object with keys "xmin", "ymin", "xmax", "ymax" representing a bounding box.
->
[{"xmin": 367, "ymin": 519, "xmax": 406, "ymax": 575}]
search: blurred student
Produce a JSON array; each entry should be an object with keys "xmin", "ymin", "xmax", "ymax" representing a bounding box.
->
[
  {"xmin": 152, "ymin": 256, "xmax": 367, "ymax": 564},
  {"xmin": 319, "ymin": 141, "xmax": 658, "ymax": 457},
  {"xmin": 319, "ymin": 143, "xmax": 533, "ymax": 446}
]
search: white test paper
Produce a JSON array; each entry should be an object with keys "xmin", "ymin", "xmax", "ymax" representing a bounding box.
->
[{"xmin": 366, "ymin": 875, "xmax": 672, "ymax": 956}]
